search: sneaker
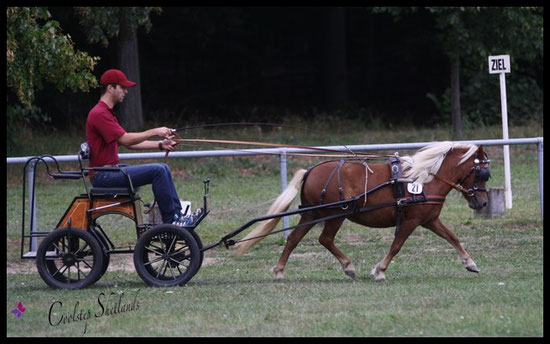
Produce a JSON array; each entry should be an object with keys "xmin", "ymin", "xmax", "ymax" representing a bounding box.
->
[
  {"xmin": 172, "ymin": 214, "xmax": 192, "ymax": 227},
  {"xmin": 172, "ymin": 210, "xmax": 191, "ymax": 227}
]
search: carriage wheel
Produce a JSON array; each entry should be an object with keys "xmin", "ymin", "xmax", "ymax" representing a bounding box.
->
[
  {"xmin": 36, "ymin": 227, "xmax": 104, "ymax": 289},
  {"xmin": 98, "ymin": 251, "xmax": 110, "ymax": 280},
  {"xmin": 189, "ymin": 229, "xmax": 204, "ymax": 269},
  {"xmin": 133, "ymin": 224, "xmax": 200, "ymax": 287}
]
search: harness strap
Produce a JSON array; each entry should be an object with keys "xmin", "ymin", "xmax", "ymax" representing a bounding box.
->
[
  {"xmin": 393, "ymin": 195, "xmax": 446, "ymax": 237},
  {"xmin": 431, "ymin": 174, "xmax": 471, "ymax": 195},
  {"xmin": 320, "ymin": 159, "xmax": 346, "ymax": 204},
  {"xmin": 336, "ymin": 160, "xmax": 345, "ymax": 203},
  {"xmin": 389, "ymin": 154, "xmax": 405, "ymax": 198}
]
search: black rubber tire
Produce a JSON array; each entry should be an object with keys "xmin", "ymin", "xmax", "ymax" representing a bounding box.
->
[
  {"xmin": 36, "ymin": 227, "xmax": 104, "ymax": 290},
  {"xmin": 133, "ymin": 224, "xmax": 200, "ymax": 287},
  {"xmin": 189, "ymin": 229, "xmax": 204, "ymax": 269}
]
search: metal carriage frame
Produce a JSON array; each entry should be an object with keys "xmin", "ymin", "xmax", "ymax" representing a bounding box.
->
[{"xmin": 20, "ymin": 145, "xmax": 210, "ymax": 289}]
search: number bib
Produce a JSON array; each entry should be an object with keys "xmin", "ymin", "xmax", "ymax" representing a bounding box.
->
[{"xmin": 407, "ymin": 182, "xmax": 423, "ymax": 195}]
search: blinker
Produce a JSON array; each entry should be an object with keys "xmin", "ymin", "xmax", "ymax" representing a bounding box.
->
[{"xmin": 476, "ymin": 167, "xmax": 491, "ymax": 181}]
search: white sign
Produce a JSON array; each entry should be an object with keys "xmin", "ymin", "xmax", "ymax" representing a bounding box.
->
[
  {"xmin": 488, "ymin": 55, "xmax": 511, "ymax": 74},
  {"xmin": 488, "ymin": 54, "xmax": 513, "ymax": 209},
  {"xmin": 407, "ymin": 182, "xmax": 423, "ymax": 195}
]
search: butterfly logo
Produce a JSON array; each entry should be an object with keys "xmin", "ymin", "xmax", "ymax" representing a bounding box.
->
[{"xmin": 11, "ymin": 302, "xmax": 26, "ymax": 318}]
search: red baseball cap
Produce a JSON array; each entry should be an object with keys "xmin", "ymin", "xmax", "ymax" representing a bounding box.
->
[{"xmin": 100, "ymin": 69, "xmax": 136, "ymax": 87}]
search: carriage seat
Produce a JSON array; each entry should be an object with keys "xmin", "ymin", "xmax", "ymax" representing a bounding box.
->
[
  {"xmin": 50, "ymin": 171, "xmax": 88, "ymax": 180},
  {"xmin": 90, "ymin": 186, "xmax": 138, "ymax": 197},
  {"xmin": 78, "ymin": 142, "xmax": 139, "ymax": 198}
]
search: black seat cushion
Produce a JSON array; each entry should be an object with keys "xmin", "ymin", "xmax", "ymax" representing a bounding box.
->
[{"xmin": 90, "ymin": 187, "xmax": 139, "ymax": 196}]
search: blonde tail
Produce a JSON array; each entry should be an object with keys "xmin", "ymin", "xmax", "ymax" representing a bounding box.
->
[{"xmin": 233, "ymin": 169, "xmax": 307, "ymax": 255}]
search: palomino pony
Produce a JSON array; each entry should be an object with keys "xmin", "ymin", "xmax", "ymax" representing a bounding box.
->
[{"xmin": 234, "ymin": 141, "xmax": 491, "ymax": 282}]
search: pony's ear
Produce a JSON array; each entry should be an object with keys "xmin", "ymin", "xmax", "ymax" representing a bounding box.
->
[
  {"xmin": 477, "ymin": 145, "xmax": 484, "ymax": 155},
  {"xmin": 476, "ymin": 145, "xmax": 487, "ymax": 159}
]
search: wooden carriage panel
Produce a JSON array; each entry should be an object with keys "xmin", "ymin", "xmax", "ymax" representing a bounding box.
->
[
  {"xmin": 56, "ymin": 196, "xmax": 144, "ymax": 230},
  {"xmin": 56, "ymin": 196, "xmax": 90, "ymax": 230},
  {"xmin": 91, "ymin": 198, "xmax": 143, "ymax": 225}
]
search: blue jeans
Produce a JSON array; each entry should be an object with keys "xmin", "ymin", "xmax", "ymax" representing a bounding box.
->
[{"xmin": 90, "ymin": 163, "xmax": 182, "ymax": 223}]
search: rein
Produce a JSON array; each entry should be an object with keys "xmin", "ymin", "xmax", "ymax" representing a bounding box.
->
[
  {"xmin": 431, "ymin": 174, "xmax": 473, "ymax": 196},
  {"xmin": 169, "ymin": 137, "xmax": 387, "ymax": 158}
]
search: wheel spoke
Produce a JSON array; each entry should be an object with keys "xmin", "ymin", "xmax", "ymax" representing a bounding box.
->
[
  {"xmin": 161, "ymin": 259, "xmax": 170, "ymax": 277},
  {"xmin": 75, "ymin": 261, "xmax": 88, "ymax": 280},
  {"xmin": 144, "ymin": 245, "xmax": 163, "ymax": 255},
  {"xmin": 51, "ymin": 242, "xmax": 65, "ymax": 256},
  {"xmin": 143, "ymin": 255, "xmax": 164, "ymax": 266},
  {"xmin": 155, "ymin": 260, "xmax": 166, "ymax": 278},
  {"xmin": 167, "ymin": 235, "xmax": 177, "ymax": 254},
  {"xmin": 79, "ymin": 257, "xmax": 94, "ymax": 270},
  {"xmin": 74, "ymin": 242, "xmax": 90, "ymax": 257},
  {"xmin": 168, "ymin": 263, "xmax": 177, "ymax": 280},
  {"xmin": 51, "ymin": 263, "xmax": 68, "ymax": 277}
]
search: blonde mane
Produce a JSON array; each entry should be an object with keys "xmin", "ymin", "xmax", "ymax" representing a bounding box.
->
[{"xmin": 400, "ymin": 141, "xmax": 478, "ymax": 184}]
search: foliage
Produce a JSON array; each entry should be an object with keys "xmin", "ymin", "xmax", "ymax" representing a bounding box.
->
[
  {"xmin": 6, "ymin": 104, "xmax": 52, "ymax": 153},
  {"xmin": 424, "ymin": 7, "xmax": 543, "ymax": 62},
  {"xmin": 6, "ymin": 7, "xmax": 100, "ymax": 109},
  {"xmin": 374, "ymin": 7, "xmax": 543, "ymax": 125},
  {"xmin": 74, "ymin": 7, "xmax": 162, "ymax": 46}
]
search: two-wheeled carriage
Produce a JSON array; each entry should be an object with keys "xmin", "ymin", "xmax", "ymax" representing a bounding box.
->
[{"xmin": 20, "ymin": 144, "xmax": 210, "ymax": 289}]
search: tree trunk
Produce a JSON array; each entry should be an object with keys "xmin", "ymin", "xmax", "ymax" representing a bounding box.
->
[
  {"xmin": 115, "ymin": 15, "xmax": 144, "ymax": 132},
  {"xmin": 450, "ymin": 52, "xmax": 462, "ymax": 139},
  {"xmin": 323, "ymin": 7, "xmax": 348, "ymax": 112}
]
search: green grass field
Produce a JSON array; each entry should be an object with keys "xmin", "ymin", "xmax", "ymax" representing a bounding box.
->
[{"xmin": 6, "ymin": 121, "xmax": 543, "ymax": 337}]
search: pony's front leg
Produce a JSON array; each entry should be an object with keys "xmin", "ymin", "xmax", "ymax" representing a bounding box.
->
[
  {"xmin": 371, "ymin": 221, "xmax": 418, "ymax": 282},
  {"xmin": 422, "ymin": 217, "xmax": 479, "ymax": 273}
]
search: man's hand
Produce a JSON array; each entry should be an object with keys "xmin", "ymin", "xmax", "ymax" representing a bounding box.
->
[
  {"xmin": 154, "ymin": 127, "xmax": 175, "ymax": 139},
  {"xmin": 159, "ymin": 139, "xmax": 177, "ymax": 151},
  {"xmin": 118, "ymin": 127, "xmax": 177, "ymax": 148}
]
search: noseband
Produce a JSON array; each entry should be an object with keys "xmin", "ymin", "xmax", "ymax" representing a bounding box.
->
[{"xmin": 432, "ymin": 157, "xmax": 491, "ymax": 197}]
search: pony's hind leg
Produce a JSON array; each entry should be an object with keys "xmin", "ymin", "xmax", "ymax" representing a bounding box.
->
[
  {"xmin": 422, "ymin": 217, "xmax": 479, "ymax": 273},
  {"xmin": 318, "ymin": 217, "xmax": 356, "ymax": 279},
  {"xmin": 273, "ymin": 214, "xmax": 316, "ymax": 280}
]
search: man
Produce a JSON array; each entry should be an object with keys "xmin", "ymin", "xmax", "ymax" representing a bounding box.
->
[{"xmin": 86, "ymin": 68, "xmax": 187, "ymax": 225}]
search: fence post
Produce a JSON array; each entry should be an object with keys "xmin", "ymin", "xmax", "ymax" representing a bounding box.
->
[
  {"xmin": 474, "ymin": 187, "xmax": 505, "ymax": 218},
  {"xmin": 537, "ymin": 140, "xmax": 543, "ymax": 220},
  {"xmin": 279, "ymin": 149, "xmax": 290, "ymax": 237},
  {"xmin": 27, "ymin": 160, "xmax": 38, "ymax": 253}
]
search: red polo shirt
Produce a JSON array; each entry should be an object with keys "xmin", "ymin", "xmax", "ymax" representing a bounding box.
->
[{"xmin": 85, "ymin": 101, "xmax": 127, "ymax": 167}]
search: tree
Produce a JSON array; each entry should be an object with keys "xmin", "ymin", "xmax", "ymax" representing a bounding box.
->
[
  {"xmin": 74, "ymin": 7, "xmax": 162, "ymax": 131},
  {"xmin": 6, "ymin": 7, "xmax": 99, "ymax": 109},
  {"xmin": 323, "ymin": 7, "xmax": 349, "ymax": 111},
  {"xmin": 373, "ymin": 7, "xmax": 543, "ymax": 137}
]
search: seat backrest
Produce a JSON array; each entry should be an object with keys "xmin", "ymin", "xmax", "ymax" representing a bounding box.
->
[{"xmin": 79, "ymin": 142, "xmax": 90, "ymax": 160}]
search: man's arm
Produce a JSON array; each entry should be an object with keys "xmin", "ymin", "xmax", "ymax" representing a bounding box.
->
[
  {"xmin": 117, "ymin": 127, "xmax": 173, "ymax": 147},
  {"xmin": 126, "ymin": 139, "xmax": 176, "ymax": 151}
]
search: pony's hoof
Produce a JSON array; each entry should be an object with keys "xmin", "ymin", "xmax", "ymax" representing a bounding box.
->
[
  {"xmin": 272, "ymin": 267, "xmax": 285, "ymax": 280},
  {"xmin": 466, "ymin": 264, "xmax": 480, "ymax": 273},
  {"xmin": 371, "ymin": 264, "xmax": 386, "ymax": 282},
  {"xmin": 345, "ymin": 269, "xmax": 357, "ymax": 280},
  {"xmin": 374, "ymin": 275, "xmax": 386, "ymax": 282}
]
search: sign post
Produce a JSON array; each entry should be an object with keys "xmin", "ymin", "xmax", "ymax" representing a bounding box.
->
[{"xmin": 488, "ymin": 55, "xmax": 512, "ymax": 209}]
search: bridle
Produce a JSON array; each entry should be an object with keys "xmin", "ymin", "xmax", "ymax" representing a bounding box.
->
[{"xmin": 432, "ymin": 156, "xmax": 491, "ymax": 198}]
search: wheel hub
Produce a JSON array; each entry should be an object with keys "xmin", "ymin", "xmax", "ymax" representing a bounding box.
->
[{"xmin": 62, "ymin": 253, "xmax": 77, "ymax": 266}]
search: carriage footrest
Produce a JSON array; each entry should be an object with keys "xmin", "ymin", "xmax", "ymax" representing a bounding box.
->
[
  {"xmin": 22, "ymin": 251, "xmax": 60, "ymax": 259},
  {"xmin": 23, "ymin": 251, "xmax": 37, "ymax": 258}
]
